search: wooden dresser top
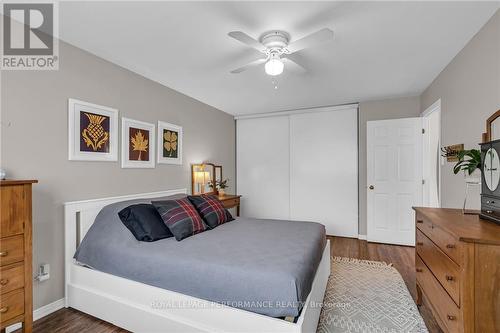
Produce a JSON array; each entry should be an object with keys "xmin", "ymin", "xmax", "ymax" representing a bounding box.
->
[
  {"xmin": 0, "ymin": 180, "xmax": 38, "ymax": 186},
  {"xmin": 413, "ymin": 207, "xmax": 500, "ymax": 245}
]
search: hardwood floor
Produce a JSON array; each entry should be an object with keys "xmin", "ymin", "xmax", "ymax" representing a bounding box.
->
[{"xmin": 15, "ymin": 237, "xmax": 441, "ymax": 333}]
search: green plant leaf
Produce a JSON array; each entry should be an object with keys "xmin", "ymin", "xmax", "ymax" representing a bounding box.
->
[{"xmin": 452, "ymin": 148, "xmax": 481, "ymax": 176}]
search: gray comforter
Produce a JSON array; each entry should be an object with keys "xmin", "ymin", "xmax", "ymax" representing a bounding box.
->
[{"xmin": 74, "ymin": 196, "xmax": 326, "ymax": 318}]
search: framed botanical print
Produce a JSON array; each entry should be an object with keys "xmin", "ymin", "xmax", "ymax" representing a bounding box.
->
[
  {"xmin": 157, "ymin": 121, "xmax": 182, "ymax": 165},
  {"xmin": 121, "ymin": 118, "xmax": 155, "ymax": 168},
  {"xmin": 68, "ymin": 99, "xmax": 118, "ymax": 161}
]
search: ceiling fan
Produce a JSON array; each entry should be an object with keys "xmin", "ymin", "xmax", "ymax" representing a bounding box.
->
[{"xmin": 228, "ymin": 28, "xmax": 334, "ymax": 76}]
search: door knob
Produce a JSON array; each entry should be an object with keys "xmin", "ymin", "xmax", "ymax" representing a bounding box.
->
[{"xmin": 369, "ymin": 185, "xmax": 374, "ymax": 190}]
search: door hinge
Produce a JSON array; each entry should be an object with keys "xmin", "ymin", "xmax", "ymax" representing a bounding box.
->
[
  {"xmin": 422, "ymin": 179, "xmax": 425, "ymax": 185},
  {"xmin": 422, "ymin": 128, "xmax": 425, "ymax": 134}
]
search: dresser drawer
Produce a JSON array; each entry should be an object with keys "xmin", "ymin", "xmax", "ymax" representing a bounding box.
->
[
  {"xmin": 0, "ymin": 235, "xmax": 24, "ymax": 266},
  {"xmin": 416, "ymin": 229, "xmax": 460, "ymax": 306},
  {"xmin": 416, "ymin": 255, "xmax": 461, "ymax": 333},
  {"xmin": 0, "ymin": 288, "xmax": 24, "ymax": 324},
  {"xmin": 481, "ymin": 195, "xmax": 500, "ymax": 208},
  {"xmin": 0, "ymin": 262, "xmax": 24, "ymax": 295},
  {"xmin": 0, "ymin": 185, "xmax": 26, "ymax": 238},
  {"xmin": 415, "ymin": 213, "xmax": 460, "ymax": 264},
  {"xmin": 221, "ymin": 198, "xmax": 239, "ymax": 209},
  {"xmin": 480, "ymin": 196, "xmax": 500, "ymax": 222}
]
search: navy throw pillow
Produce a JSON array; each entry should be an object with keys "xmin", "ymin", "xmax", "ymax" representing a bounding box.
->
[{"xmin": 118, "ymin": 204, "xmax": 173, "ymax": 242}]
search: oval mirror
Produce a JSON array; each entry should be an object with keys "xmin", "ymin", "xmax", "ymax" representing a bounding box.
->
[{"xmin": 484, "ymin": 148, "xmax": 500, "ymax": 191}]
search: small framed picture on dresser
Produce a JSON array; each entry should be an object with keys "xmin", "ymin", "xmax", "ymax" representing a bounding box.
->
[
  {"xmin": 121, "ymin": 118, "xmax": 155, "ymax": 168},
  {"xmin": 157, "ymin": 121, "xmax": 182, "ymax": 165},
  {"xmin": 68, "ymin": 99, "xmax": 118, "ymax": 161}
]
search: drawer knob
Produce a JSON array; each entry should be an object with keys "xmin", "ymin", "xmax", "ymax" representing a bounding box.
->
[
  {"xmin": 0, "ymin": 279, "xmax": 8, "ymax": 286},
  {"xmin": 446, "ymin": 244, "xmax": 456, "ymax": 249},
  {"xmin": 0, "ymin": 307, "xmax": 8, "ymax": 314},
  {"xmin": 416, "ymin": 220, "xmax": 423, "ymax": 224},
  {"xmin": 416, "ymin": 242, "xmax": 423, "ymax": 246},
  {"xmin": 0, "ymin": 251, "xmax": 8, "ymax": 257},
  {"xmin": 416, "ymin": 268, "xmax": 423, "ymax": 273},
  {"xmin": 445, "ymin": 275, "xmax": 455, "ymax": 281},
  {"xmin": 447, "ymin": 314, "xmax": 456, "ymax": 321}
]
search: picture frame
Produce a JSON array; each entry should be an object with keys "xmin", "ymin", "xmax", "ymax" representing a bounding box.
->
[
  {"xmin": 157, "ymin": 121, "xmax": 182, "ymax": 165},
  {"xmin": 121, "ymin": 118, "xmax": 155, "ymax": 169},
  {"xmin": 68, "ymin": 98, "xmax": 118, "ymax": 161}
]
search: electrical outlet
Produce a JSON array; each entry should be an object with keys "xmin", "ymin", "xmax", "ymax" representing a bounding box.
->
[{"xmin": 35, "ymin": 263, "xmax": 50, "ymax": 282}]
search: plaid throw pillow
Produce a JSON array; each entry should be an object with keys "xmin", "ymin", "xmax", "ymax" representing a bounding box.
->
[
  {"xmin": 152, "ymin": 198, "xmax": 207, "ymax": 241},
  {"xmin": 188, "ymin": 194, "xmax": 234, "ymax": 229}
]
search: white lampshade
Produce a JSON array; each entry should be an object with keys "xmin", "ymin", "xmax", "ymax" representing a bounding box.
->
[
  {"xmin": 265, "ymin": 57, "xmax": 284, "ymax": 76},
  {"xmin": 194, "ymin": 171, "xmax": 210, "ymax": 184}
]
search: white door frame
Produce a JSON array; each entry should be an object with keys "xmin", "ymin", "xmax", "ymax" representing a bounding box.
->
[{"xmin": 421, "ymin": 99, "xmax": 441, "ymax": 208}]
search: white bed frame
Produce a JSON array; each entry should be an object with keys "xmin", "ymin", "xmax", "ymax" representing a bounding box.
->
[{"xmin": 64, "ymin": 189, "xmax": 331, "ymax": 333}]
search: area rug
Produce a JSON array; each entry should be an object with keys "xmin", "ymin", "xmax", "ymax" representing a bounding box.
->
[{"xmin": 317, "ymin": 257, "xmax": 428, "ymax": 333}]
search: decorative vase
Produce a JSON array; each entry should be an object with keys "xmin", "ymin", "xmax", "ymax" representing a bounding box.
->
[
  {"xmin": 463, "ymin": 169, "xmax": 481, "ymax": 214},
  {"xmin": 218, "ymin": 188, "xmax": 225, "ymax": 197},
  {"xmin": 0, "ymin": 169, "xmax": 6, "ymax": 180}
]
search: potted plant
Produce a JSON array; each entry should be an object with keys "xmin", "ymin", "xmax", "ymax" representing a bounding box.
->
[{"xmin": 216, "ymin": 179, "xmax": 229, "ymax": 196}]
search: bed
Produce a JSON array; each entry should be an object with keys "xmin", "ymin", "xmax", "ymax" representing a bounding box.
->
[{"xmin": 64, "ymin": 189, "xmax": 331, "ymax": 333}]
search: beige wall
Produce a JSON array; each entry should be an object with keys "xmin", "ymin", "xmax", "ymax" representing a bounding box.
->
[
  {"xmin": 421, "ymin": 10, "xmax": 499, "ymax": 209},
  {"xmin": 358, "ymin": 96, "xmax": 421, "ymax": 235},
  {"xmin": 1, "ymin": 41, "xmax": 235, "ymax": 309}
]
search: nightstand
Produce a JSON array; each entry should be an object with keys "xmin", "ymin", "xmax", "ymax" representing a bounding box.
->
[{"xmin": 218, "ymin": 194, "xmax": 241, "ymax": 217}]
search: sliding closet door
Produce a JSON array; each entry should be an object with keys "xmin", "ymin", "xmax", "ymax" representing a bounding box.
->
[
  {"xmin": 237, "ymin": 116, "xmax": 290, "ymax": 219},
  {"xmin": 290, "ymin": 108, "xmax": 358, "ymax": 237}
]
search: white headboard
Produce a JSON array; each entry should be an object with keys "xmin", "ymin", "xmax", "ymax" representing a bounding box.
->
[{"xmin": 64, "ymin": 188, "xmax": 187, "ymax": 301}]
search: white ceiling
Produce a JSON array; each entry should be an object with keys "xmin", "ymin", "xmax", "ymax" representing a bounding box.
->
[{"xmin": 59, "ymin": 1, "xmax": 498, "ymax": 115}]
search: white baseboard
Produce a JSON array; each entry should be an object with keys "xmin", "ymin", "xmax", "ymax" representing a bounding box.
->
[
  {"xmin": 6, "ymin": 298, "xmax": 65, "ymax": 333},
  {"xmin": 358, "ymin": 234, "xmax": 367, "ymax": 240}
]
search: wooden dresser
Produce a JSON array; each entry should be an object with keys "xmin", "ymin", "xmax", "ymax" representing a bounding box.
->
[
  {"xmin": 413, "ymin": 207, "xmax": 500, "ymax": 333},
  {"xmin": 218, "ymin": 194, "xmax": 241, "ymax": 217},
  {"xmin": 0, "ymin": 180, "xmax": 37, "ymax": 333}
]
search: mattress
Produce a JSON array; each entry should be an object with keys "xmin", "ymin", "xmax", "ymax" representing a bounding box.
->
[{"xmin": 74, "ymin": 196, "xmax": 326, "ymax": 318}]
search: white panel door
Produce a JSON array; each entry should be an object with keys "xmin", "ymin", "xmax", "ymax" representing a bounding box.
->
[
  {"xmin": 290, "ymin": 109, "xmax": 358, "ymax": 237},
  {"xmin": 367, "ymin": 118, "xmax": 423, "ymax": 246},
  {"xmin": 237, "ymin": 116, "xmax": 290, "ymax": 219}
]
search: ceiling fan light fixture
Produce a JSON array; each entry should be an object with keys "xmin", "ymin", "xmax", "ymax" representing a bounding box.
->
[{"xmin": 265, "ymin": 56, "xmax": 284, "ymax": 76}]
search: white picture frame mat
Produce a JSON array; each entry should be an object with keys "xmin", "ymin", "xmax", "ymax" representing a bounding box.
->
[
  {"xmin": 68, "ymin": 98, "xmax": 118, "ymax": 161},
  {"xmin": 121, "ymin": 117, "xmax": 155, "ymax": 168},
  {"xmin": 157, "ymin": 120, "xmax": 182, "ymax": 165}
]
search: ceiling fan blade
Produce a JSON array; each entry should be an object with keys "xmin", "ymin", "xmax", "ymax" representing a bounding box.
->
[
  {"xmin": 283, "ymin": 55, "xmax": 307, "ymax": 74},
  {"xmin": 286, "ymin": 28, "xmax": 334, "ymax": 54},
  {"xmin": 230, "ymin": 58, "xmax": 267, "ymax": 74},
  {"xmin": 228, "ymin": 31, "xmax": 267, "ymax": 53}
]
